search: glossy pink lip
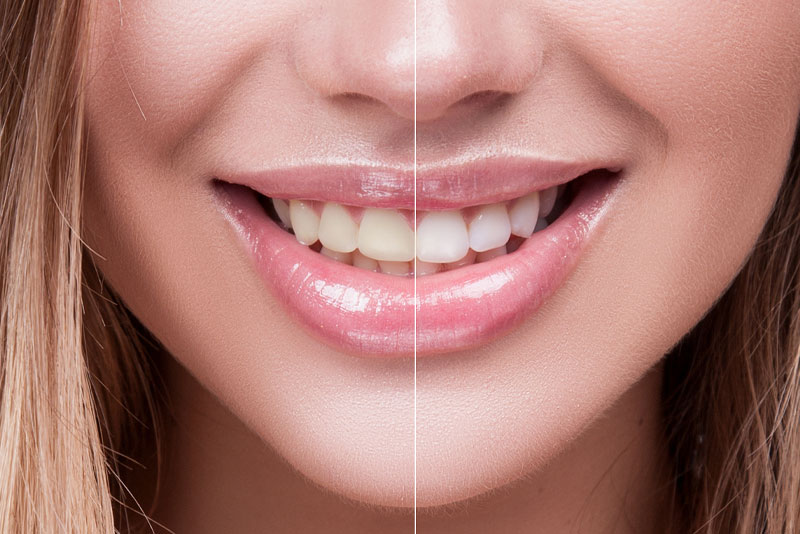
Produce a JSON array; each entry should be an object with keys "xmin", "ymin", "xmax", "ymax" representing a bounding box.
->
[
  {"xmin": 214, "ymin": 162, "xmax": 620, "ymax": 356},
  {"xmin": 216, "ymin": 157, "xmax": 620, "ymax": 210}
]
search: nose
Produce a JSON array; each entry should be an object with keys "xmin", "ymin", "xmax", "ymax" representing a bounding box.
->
[{"xmin": 295, "ymin": 0, "xmax": 542, "ymax": 122}]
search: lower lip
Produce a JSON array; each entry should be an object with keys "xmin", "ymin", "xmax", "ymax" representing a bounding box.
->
[{"xmin": 214, "ymin": 175, "xmax": 619, "ymax": 357}]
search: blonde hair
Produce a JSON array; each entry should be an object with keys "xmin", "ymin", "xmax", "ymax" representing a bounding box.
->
[
  {"xmin": 664, "ymin": 131, "xmax": 800, "ymax": 533},
  {"xmin": 1, "ymin": 1, "xmax": 800, "ymax": 532},
  {"xmin": 1, "ymin": 1, "xmax": 157, "ymax": 532}
]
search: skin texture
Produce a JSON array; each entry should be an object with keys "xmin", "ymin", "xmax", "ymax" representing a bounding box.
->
[{"xmin": 83, "ymin": 1, "xmax": 800, "ymax": 532}]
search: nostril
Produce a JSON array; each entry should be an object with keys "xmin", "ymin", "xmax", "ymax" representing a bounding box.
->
[
  {"xmin": 335, "ymin": 92, "xmax": 382, "ymax": 105},
  {"xmin": 452, "ymin": 90, "xmax": 513, "ymax": 114}
]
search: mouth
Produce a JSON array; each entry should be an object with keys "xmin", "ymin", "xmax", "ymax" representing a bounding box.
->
[{"xmin": 214, "ymin": 159, "xmax": 622, "ymax": 356}]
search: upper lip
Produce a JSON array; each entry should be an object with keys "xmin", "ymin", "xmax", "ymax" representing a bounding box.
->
[{"xmin": 216, "ymin": 156, "xmax": 622, "ymax": 211}]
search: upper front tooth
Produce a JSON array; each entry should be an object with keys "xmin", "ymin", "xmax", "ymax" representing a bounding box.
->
[
  {"xmin": 444, "ymin": 248, "xmax": 477, "ymax": 270},
  {"xmin": 509, "ymin": 192, "xmax": 540, "ymax": 238},
  {"xmin": 289, "ymin": 200, "xmax": 320, "ymax": 245},
  {"xmin": 539, "ymin": 186, "xmax": 557, "ymax": 218},
  {"xmin": 318, "ymin": 203, "xmax": 359, "ymax": 253},
  {"xmin": 416, "ymin": 211, "xmax": 469, "ymax": 263},
  {"xmin": 468, "ymin": 203, "xmax": 511, "ymax": 252},
  {"xmin": 357, "ymin": 208, "xmax": 414, "ymax": 262},
  {"xmin": 272, "ymin": 198, "xmax": 292, "ymax": 228}
]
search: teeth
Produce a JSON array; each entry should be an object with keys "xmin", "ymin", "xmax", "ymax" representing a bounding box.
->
[
  {"xmin": 352, "ymin": 250, "xmax": 379, "ymax": 272},
  {"xmin": 272, "ymin": 198, "xmax": 292, "ymax": 228},
  {"xmin": 276, "ymin": 183, "xmax": 566, "ymax": 274},
  {"xmin": 379, "ymin": 260, "xmax": 410, "ymax": 276},
  {"xmin": 358, "ymin": 208, "xmax": 415, "ymax": 262},
  {"xmin": 444, "ymin": 249, "xmax": 477, "ymax": 270},
  {"xmin": 509, "ymin": 192, "xmax": 539, "ymax": 238},
  {"xmin": 468, "ymin": 203, "xmax": 511, "ymax": 253},
  {"xmin": 289, "ymin": 200, "xmax": 320, "ymax": 245},
  {"xmin": 414, "ymin": 260, "xmax": 441, "ymax": 276},
  {"xmin": 476, "ymin": 245, "xmax": 507, "ymax": 263},
  {"xmin": 416, "ymin": 211, "xmax": 470, "ymax": 263},
  {"xmin": 318, "ymin": 203, "xmax": 359, "ymax": 253},
  {"xmin": 320, "ymin": 247, "xmax": 353, "ymax": 265},
  {"xmin": 539, "ymin": 186, "xmax": 558, "ymax": 218}
]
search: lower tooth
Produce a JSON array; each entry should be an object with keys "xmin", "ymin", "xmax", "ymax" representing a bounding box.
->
[
  {"xmin": 320, "ymin": 247, "xmax": 353, "ymax": 265},
  {"xmin": 476, "ymin": 245, "xmax": 507, "ymax": 263},
  {"xmin": 414, "ymin": 260, "xmax": 441, "ymax": 276},
  {"xmin": 379, "ymin": 261, "xmax": 410, "ymax": 276},
  {"xmin": 353, "ymin": 250, "xmax": 379, "ymax": 272}
]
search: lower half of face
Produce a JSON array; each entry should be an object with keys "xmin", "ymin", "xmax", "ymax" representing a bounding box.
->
[{"xmin": 83, "ymin": 0, "xmax": 800, "ymax": 508}]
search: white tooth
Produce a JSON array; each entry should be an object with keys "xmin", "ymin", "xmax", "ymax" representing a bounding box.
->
[
  {"xmin": 352, "ymin": 250, "xmax": 379, "ymax": 272},
  {"xmin": 468, "ymin": 203, "xmax": 511, "ymax": 252},
  {"xmin": 539, "ymin": 186, "xmax": 557, "ymax": 218},
  {"xmin": 379, "ymin": 261, "xmax": 410, "ymax": 276},
  {"xmin": 416, "ymin": 211, "xmax": 470, "ymax": 263},
  {"xmin": 357, "ymin": 208, "xmax": 414, "ymax": 262},
  {"xmin": 318, "ymin": 203, "xmax": 358, "ymax": 253},
  {"xmin": 533, "ymin": 218, "xmax": 548, "ymax": 233},
  {"xmin": 476, "ymin": 245, "xmax": 507, "ymax": 263},
  {"xmin": 509, "ymin": 192, "xmax": 540, "ymax": 238},
  {"xmin": 272, "ymin": 198, "xmax": 292, "ymax": 228},
  {"xmin": 320, "ymin": 247, "xmax": 353, "ymax": 265},
  {"xmin": 414, "ymin": 260, "xmax": 440, "ymax": 276},
  {"xmin": 289, "ymin": 200, "xmax": 320, "ymax": 245},
  {"xmin": 444, "ymin": 249, "xmax": 477, "ymax": 270}
]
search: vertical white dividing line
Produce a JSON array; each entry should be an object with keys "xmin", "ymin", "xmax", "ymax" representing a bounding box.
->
[{"xmin": 413, "ymin": 0, "xmax": 418, "ymax": 531}]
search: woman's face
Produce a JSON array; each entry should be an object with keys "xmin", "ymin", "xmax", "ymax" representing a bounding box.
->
[{"xmin": 84, "ymin": 1, "xmax": 800, "ymax": 507}]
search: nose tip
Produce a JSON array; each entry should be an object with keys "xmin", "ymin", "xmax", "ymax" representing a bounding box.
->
[
  {"xmin": 295, "ymin": 2, "xmax": 541, "ymax": 123},
  {"xmin": 413, "ymin": 3, "xmax": 542, "ymax": 122}
]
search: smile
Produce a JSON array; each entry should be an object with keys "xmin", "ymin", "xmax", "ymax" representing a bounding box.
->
[{"xmin": 214, "ymin": 158, "xmax": 622, "ymax": 356}]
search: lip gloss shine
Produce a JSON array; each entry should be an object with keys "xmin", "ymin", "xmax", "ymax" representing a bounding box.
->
[{"xmin": 214, "ymin": 161, "xmax": 620, "ymax": 356}]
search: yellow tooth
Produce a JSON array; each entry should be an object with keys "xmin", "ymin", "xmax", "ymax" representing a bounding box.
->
[
  {"xmin": 379, "ymin": 260, "xmax": 410, "ymax": 276},
  {"xmin": 289, "ymin": 200, "xmax": 319, "ymax": 245},
  {"xmin": 353, "ymin": 250, "xmax": 379, "ymax": 272},
  {"xmin": 318, "ymin": 203, "xmax": 359, "ymax": 253},
  {"xmin": 357, "ymin": 208, "xmax": 415, "ymax": 262},
  {"xmin": 320, "ymin": 247, "xmax": 353, "ymax": 265},
  {"xmin": 272, "ymin": 198, "xmax": 292, "ymax": 228}
]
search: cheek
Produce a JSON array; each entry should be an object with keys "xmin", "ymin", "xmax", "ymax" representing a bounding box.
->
[
  {"xmin": 86, "ymin": 1, "xmax": 297, "ymax": 162},
  {"xmin": 415, "ymin": 1, "xmax": 800, "ymax": 504},
  {"xmin": 559, "ymin": 0, "xmax": 800, "ymax": 314}
]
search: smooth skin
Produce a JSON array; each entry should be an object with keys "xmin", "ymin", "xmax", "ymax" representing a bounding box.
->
[{"xmin": 84, "ymin": 1, "xmax": 800, "ymax": 532}]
